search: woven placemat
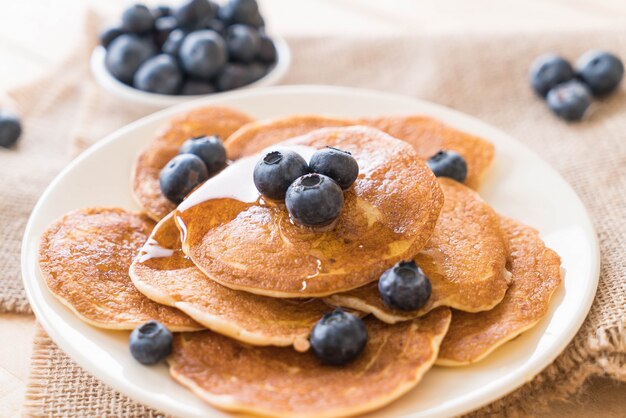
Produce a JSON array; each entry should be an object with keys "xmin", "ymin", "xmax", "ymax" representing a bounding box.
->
[{"xmin": 13, "ymin": 3, "xmax": 626, "ymax": 417}]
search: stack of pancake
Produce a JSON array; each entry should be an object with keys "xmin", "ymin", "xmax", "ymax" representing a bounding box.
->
[{"xmin": 38, "ymin": 107, "xmax": 563, "ymax": 417}]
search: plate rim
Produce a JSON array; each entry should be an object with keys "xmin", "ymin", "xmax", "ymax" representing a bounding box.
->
[{"xmin": 21, "ymin": 85, "xmax": 600, "ymax": 418}]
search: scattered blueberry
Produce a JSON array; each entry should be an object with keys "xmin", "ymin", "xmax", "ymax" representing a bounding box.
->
[
  {"xmin": 309, "ymin": 147, "xmax": 359, "ymax": 190},
  {"xmin": 219, "ymin": 0, "xmax": 264, "ymax": 28},
  {"xmin": 133, "ymin": 54, "xmax": 183, "ymax": 94},
  {"xmin": 257, "ymin": 34, "xmax": 277, "ymax": 63},
  {"xmin": 215, "ymin": 63, "xmax": 249, "ymax": 91},
  {"xmin": 100, "ymin": 26, "xmax": 125, "ymax": 49},
  {"xmin": 309, "ymin": 309, "xmax": 368, "ymax": 366},
  {"xmin": 576, "ymin": 50, "xmax": 624, "ymax": 96},
  {"xmin": 426, "ymin": 150, "xmax": 468, "ymax": 183},
  {"xmin": 179, "ymin": 135, "xmax": 227, "ymax": 173},
  {"xmin": 546, "ymin": 80, "xmax": 592, "ymax": 121},
  {"xmin": 181, "ymin": 79, "xmax": 216, "ymax": 95},
  {"xmin": 378, "ymin": 260, "xmax": 432, "ymax": 311},
  {"xmin": 0, "ymin": 111, "xmax": 22, "ymax": 148},
  {"xmin": 175, "ymin": 0, "xmax": 216, "ymax": 30},
  {"xmin": 179, "ymin": 30, "xmax": 228, "ymax": 78},
  {"xmin": 286, "ymin": 174, "xmax": 344, "ymax": 227},
  {"xmin": 253, "ymin": 150, "xmax": 309, "ymax": 200},
  {"xmin": 160, "ymin": 154, "xmax": 209, "ymax": 203},
  {"xmin": 529, "ymin": 54, "xmax": 575, "ymax": 97},
  {"xmin": 225, "ymin": 24, "xmax": 260, "ymax": 63},
  {"xmin": 105, "ymin": 34, "xmax": 155, "ymax": 84},
  {"xmin": 152, "ymin": 5, "xmax": 172, "ymax": 19},
  {"xmin": 121, "ymin": 4, "xmax": 155, "ymax": 34},
  {"xmin": 129, "ymin": 320, "xmax": 173, "ymax": 365},
  {"xmin": 162, "ymin": 29, "xmax": 186, "ymax": 56}
]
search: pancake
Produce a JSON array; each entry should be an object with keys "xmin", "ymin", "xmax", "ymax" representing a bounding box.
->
[
  {"xmin": 437, "ymin": 217, "xmax": 562, "ymax": 366},
  {"xmin": 224, "ymin": 114, "xmax": 354, "ymax": 159},
  {"xmin": 361, "ymin": 116, "xmax": 495, "ymax": 189},
  {"xmin": 177, "ymin": 126, "xmax": 444, "ymax": 298},
  {"xmin": 132, "ymin": 106, "xmax": 253, "ymax": 221},
  {"xmin": 129, "ymin": 212, "xmax": 332, "ymax": 351},
  {"xmin": 326, "ymin": 178, "xmax": 510, "ymax": 323},
  {"xmin": 38, "ymin": 208, "xmax": 200, "ymax": 331},
  {"xmin": 168, "ymin": 308, "xmax": 451, "ymax": 418}
]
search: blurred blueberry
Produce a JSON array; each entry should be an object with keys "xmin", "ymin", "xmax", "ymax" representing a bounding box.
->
[
  {"xmin": 205, "ymin": 19, "xmax": 225, "ymax": 34},
  {"xmin": 99, "ymin": 26, "xmax": 125, "ymax": 49},
  {"xmin": 105, "ymin": 34, "xmax": 155, "ymax": 84},
  {"xmin": 180, "ymin": 30, "xmax": 227, "ymax": 78},
  {"xmin": 121, "ymin": 4, "xmax": 155, "ymax": 34},
  {"xmin": 181, "ymin": 79, "xmax": 217, "ymax": 95},
  {"xmin": 133, "ymin": 54, "xmax": 183, "ymax": 94},
  {"xmin": 256, "ymin": 34, "xmax": 277, "ymax": 63},
  {"xmin": 546, "ymin": 80, "xmax": 592, "ymax": 121},
  {"xmin": 529, "ymin": 54, "xmax": 574, "ymax": 97},
  {"xmin": 219, "ymin": 0, "xmax": 264, "ymax": 28},
  {"xmin": 175, "ymin": 0, "xmax": 217, "ymax": 30},
  {"xmin": 0, "ymin": 111, "xmax": 22, "ymax": 148},
  {"xmin": 151, "ymin": 5, "xmax": 172, "ymax": 19},
  {"xmin": 153, "ymin": 16, "xmax": 178, "ymax": 47},
  {"xmin": 162, "ymin": 29, "xmax": 187, "ymax": 57},
  {"xmin": 245, "ymin": 62, "xmax": 268, "ymax": 83},
  {"xmin": 225, "ymin": 24, "xmax": 260, "ymax": 63},
  {"xmin": 576, "ymin": 50, "xmax": 624, "ymax": 96},
  {"xmin": 215, "ymin": 63, "xmax": 249, "ymax": 91}
]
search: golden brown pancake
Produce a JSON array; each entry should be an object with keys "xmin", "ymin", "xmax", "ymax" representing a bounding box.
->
[
  {"xmin": 327, "ymin": 178, "xmax": 510, "ymax": 323},
  {"xmin": 168, "ymin": 308, "xmax": 451, "ymax": 418},
  {"xmin": 129, "ymin": 212, "xmax": 332, "ymax": 351},
  {"xmin": 361, "ymin": 116, "xmax": 495, "ymax": 189},
  {"xmin": 178, "ymin": 126, "xmax": 444, "ymax": 298},
  {"xmin": 224, "ymin": 114, "xmax": 354, "ymax": 159},
  {"xmin": 132, "ymin": 106, "xmax": 253, "ymax": 221},
  {"xmin": 38, "ymin": 208, "xmax": 200, "ymax": 331},
  {"xmin": 437, "ymin": 217, "xmax": 562, "ymax": 366}
]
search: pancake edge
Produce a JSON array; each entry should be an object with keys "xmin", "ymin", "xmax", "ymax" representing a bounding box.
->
[{"xmin": 167, "ymin": 309, "xmax": 451, "ymax": 418}]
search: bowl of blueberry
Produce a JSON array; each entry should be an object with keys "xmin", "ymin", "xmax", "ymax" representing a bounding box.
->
[{"xmin": 91, "ymin": 0, "xmax": 290, "ymax": 108}]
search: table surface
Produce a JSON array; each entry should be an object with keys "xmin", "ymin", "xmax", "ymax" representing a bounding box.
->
[{"xmin": 1, "ymin": 0, "xmax": 624, "ymax": 416}]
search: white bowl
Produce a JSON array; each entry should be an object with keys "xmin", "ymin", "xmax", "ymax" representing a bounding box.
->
[{"xmin": 90, "ymin": 36, "xmax": 290, "ymax": 108}]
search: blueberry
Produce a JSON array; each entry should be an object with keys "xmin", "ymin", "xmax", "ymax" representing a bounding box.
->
[
  {"xmin": 253, "ymin": 150, "xmax": 309, "ymax": 200},
  {"xmin": 215, "ymin": 63, "xmax": 249, "ymax": 91},
  {"xmin": 162, "ymin": 29, "xmax": 186, "ymax": 57},
  {"xmin": 205, "ymin": 19, "xmax": 225, "ymax": 35},
  {"xmin": 179, "ymin": 30, "xmax": 228, "ymax": 78},
  {"xmin": 310, "ymin": 309, "xmax": 368, "ymax": 366},
  {"xmin": 286, "ymin": 174, "xmax": 344, "ymax": 227},
  {"xmin": 529, "ymin": 54, "xmax": 575, "ymax": 97},
  {"xmin": 426, "ymin": 150, "xmax": 468, "ymax": 183},
  {"xmin": 99, "ymin": 26, "xmax": 125, "ymax": 49},
  {"xmin": 181, "ymin": 79, "xmax": 216, "ymax": 95},
  {"xmin": 219, "ymin": 0, "xmax": 264, "ymax": 28},
  {"xmin": 309, "ymin": 147, "xmax": 359, "ymax": 190},
  {"xmin": 0, "ymin": 111, "xmax": 22, "ymax": 148},
  {"xmin": 133, "ymin": 54, "xmax": 183, "ymax": 94},
  {"xmin": 225, "ymin": 24, "xmax": 260, "ymax": 63},
  {"xmin": 175, "ymin": 0, "xmax": 216, "ymax": 30},
  {"xmin": 257, "ymin": 35, "xmax": 276, "ymax": 63},
  {"xmin": 244, "ymin": 62, "xmax": 268, "ymax": 84},
  {"xmin": 153, "ymin": 16, "xmax": 178, "ymax": 47},
  {"xmin": 152, "ymin": 5, "xmax": 172, "ymax": 19},
  {"xmin": 179, "ymin": 135, "xmax": 226, "ymax": 173},
  {"xmin": 121, "ymin": 4, "xmax": 155, "ymax": 34},
  {"xmin": 378, "ymin": 260, "xmax": 432, "ymax": 311},
  {"xmin": 105, "ymin": 34, "xmax": 155, "ymax": 84},
  {"xmin": 160, "ymin": 154, "xmax": 209, "ymax": 203},
  {"xmin": 546, "ymin": 80, "xmax": 592, "ymax": 121},
  {"xmin": 129, "ymin": 320, "xmax": 173, "ymax": 365},
  {"xmin": 576, "ymin": 50, "xmax": 624, "ymax": 96}
]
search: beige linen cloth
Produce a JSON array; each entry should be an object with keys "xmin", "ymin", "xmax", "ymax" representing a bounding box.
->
[{"xmin": 2, "ymin": 4, "xmax": 621, "ymax": 417}]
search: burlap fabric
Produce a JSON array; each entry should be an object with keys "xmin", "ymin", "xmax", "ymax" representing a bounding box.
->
[{"xmin": 11, "ymin": 3, "xmax": 625, "ymax": 418}]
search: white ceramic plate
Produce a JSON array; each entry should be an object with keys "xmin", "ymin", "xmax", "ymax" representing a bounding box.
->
[
  {"xmin": 90, "ymin": 35, "xmax": 291, "ymax": 108},
  {"xmin": 22, "ymin": 86, "xmax": 599, "ymax": 418}
]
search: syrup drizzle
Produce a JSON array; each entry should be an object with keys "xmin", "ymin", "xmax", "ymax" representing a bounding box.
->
[{"xmin": 137, "ymin": 238, "xmax": 175, "ymax": 263}]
